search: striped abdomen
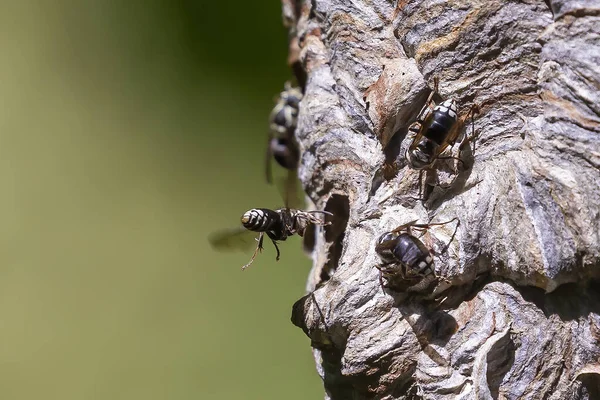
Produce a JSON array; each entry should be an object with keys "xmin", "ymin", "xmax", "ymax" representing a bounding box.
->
[
  {"xmin": 423, "ymin": 99, "xmax": 458, "ymax": 145},
  {"xmin": 241, "ymin": 208, "xmax": 283, "ymax": 233},
  {"xmin": 407, "ymin": 99, "xmax": 459, "ymax": 169},
  {"xmin": 376, "ymin": 232, "xmax": 434, "ymax": 278},
  {"xmin": 393, "ymin": 234, "xmax": 434, "ymax": 276}
]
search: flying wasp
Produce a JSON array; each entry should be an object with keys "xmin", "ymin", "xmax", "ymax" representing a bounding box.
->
[
  {"xmin": 209, "ymin": 207, "xmax": 331, "ymax": 270},
  {"xmin": 266, "ymin": 82, "xmax": 303, "ymax": 184},
  {"xmin": 375, "ymin": 218, "xmax": 459, "ymax": 291},
  {"xmin": 406, "ymin": 77, "xmax": 479, "ymax": 171}
]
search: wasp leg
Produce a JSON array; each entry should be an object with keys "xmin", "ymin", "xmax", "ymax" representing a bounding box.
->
[
  {"xmin": 432, "ymin": 75, "xmax": 440, "ymax": 95},
  {"xmin": 408, "ymin": 217, "xmax": 459, "ymax": 242},
  {"xmin": 458, "ymin": 104, "xmax": 481, "ymax": 153},
  {"xmin": 436, "ymin": 155, "xmax": 465, "ymax": 169},
  {"xmin": 271, "ymin": 238, "xmax": 281, "ymax": 261},
  {"xmin": 305, "ymin": 210, "xmax": 333, "ymax": 226},
  {"xmin": 408, "ymin": 122, "xmax": 421, "ymax": 134},
  {"xmin": 419, "ymin": 77, "xmax": 439, "ymax": 120},
  {"xmin": 426, "ymin": 217, "xmax": 459, "ymax": 228},
  {"xmin": 406, "ymin": 217, "xmax": 459, "ymax": 233},
  {"xmin": 242, "ymin": 233, "xmax": 265, "ymax": 270},
  {"xmin": 391, "ymin": 219, "xmax": 420, "ymax": 235},
  {"xmin": 393, "ymin": 218, "xmax": 459, "ymax": 239},
  {"xmin": 437, "ymin": 104, "xmax": 479, "ymax": 174},
  {"xmin": 403, "ymin": 170, "xmax": 427, "ymax": 203},
  {"xmin": 309, "ymin": 292, "xmax": 330, "ymax": 334},
  {"xmin": 403, "ymin": 168, "xmax": 431, "ymax": 203},
  {"xmin": 431, "ymin": 219, "xmax": 461, "ymax": 256},
  {"xmin": 417, "ymin": 169, "xmax": 424, "ymax": 200},
  {"xmin": 379, "ymin": 270, "xmax": 386, "ymax": 291}
]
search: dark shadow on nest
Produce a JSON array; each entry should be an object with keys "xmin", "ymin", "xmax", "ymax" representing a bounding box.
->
[{"xmin": 368, "ymin": 126, "xmax": 408, "ymax": 199}]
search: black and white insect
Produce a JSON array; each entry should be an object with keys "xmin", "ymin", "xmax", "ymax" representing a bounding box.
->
[
  {"xmin": 266, "ymin": 82, "xmax": 303, "ymax": 184},
  {"xmin": 210, "ymin": 207, "xmax": 331, "ymax": 270},
  {"xmin": 375, "ymin": 218, "xmax": 459, "ymax": 291},
  {"xmin": 369, "ymin": 78, "xmax": 479, "ymax": 201},
  {"xmin": 406, "ymin": 77, "xmax": 479, "ymax": 171}
]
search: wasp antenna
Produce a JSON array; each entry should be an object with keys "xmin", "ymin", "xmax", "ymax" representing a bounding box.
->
[{"xmin": 438, "ymin": 220, "xmax": 460, "ymax": 255}]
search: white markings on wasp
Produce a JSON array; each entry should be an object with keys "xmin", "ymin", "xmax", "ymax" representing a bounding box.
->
[
  {"xmin": 436, "ymin": 99, "xmax": 458, "ymax": 119},
  {"xmin": 242, "ymin": 209, "xmax": 266, "ymax": 229}
]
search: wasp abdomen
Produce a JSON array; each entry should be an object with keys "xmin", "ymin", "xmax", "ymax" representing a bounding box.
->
[
  {"xmin": 375, "ymin": 232, "xmax": 434, "ymax": 278},
  {"xmin": 394, "ymin": 234, "xmax": 434, "ymax": 276},
  {"xmin": 425, "ymin": 99, "xmax": 458, "ymax": 145},
  {"xmin": 241, "ymin": 208, "xmax": 282, "ymax": 232},
  {"xmin": 271, "ymin": 106, "xmax": 298, "ymax": 133},
  {"xmin": 270, "ymin": 137, "xmax": 299, "ymax": 170}
]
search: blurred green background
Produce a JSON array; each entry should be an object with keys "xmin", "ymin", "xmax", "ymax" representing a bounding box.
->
[{"xmin": 0, "ymin": 1, "xmax": 322, "ymax": 399}]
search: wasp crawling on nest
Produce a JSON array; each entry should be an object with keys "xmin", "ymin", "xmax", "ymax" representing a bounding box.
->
[
  {"xmin": 266, "ymin": 82, "xmax": 303, "ymax": 185},
  {"xmin": 375, "ymin": 218, "xmax": 460, "ymax": 292},
  {"xmin": 405, "ymin": 77, "xmax": 479, "ymax": 171},
  {"xmin": 372, "ymin": 77, "xmax": 480, "ymax": 203}
]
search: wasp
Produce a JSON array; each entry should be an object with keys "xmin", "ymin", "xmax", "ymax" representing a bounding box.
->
[
  {"xmin": 375, "ymin": 218, "xmax": 459, "ymax": 291},
  {"xmin": 406, "ymin": 77, "xmax": 479, "ymax": 171},
  {"xmin": 210, "ymin": 207, "xmax": 331, "ymax": 270},
  {"xmin": 266, "ymin": 82, "xmax": 303, "ymax": 184},
  {"xmin": 370, "ymin": 79, "xmax": 479, "ymax": 201}
]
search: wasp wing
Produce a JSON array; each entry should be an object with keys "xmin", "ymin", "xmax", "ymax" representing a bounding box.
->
[
  {"xmin": 208, "ymin": 227, "xmax": 258, "ymax": 253},
  {"xmin": 407, "ymin": 103, "xmax": 437, "ymax": 151},
  {"xmin": 276, "ymin": 170, "xmax": 304, "ymax": 210},
  {"xmin": 265, "ymin": 131, "xmax": 275, "ymax": 185}
]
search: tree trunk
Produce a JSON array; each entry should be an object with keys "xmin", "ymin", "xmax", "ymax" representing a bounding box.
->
[{"xmin": 284, "ymin": 0, "xmax": 600, "ymax": 399}]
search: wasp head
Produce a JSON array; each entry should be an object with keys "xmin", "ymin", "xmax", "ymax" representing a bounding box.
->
[{"xmin": 406, "ymin": 138, "xmax": 438, "ymax": 170}]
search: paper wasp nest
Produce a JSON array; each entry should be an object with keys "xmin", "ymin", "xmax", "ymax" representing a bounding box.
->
[{"xmin": 283, "ymin": 0, "xmax": 600, "ymax": 398}]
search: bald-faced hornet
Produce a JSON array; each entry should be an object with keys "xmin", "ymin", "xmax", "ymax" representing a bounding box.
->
[
  {"xmin": 266, "ymin": 83, "xmax": 303, "ymax": 184},
  {"xmin": 406, "ymin": 77, "xmax": 479, "ymax": 171},
  {"xmin": 370, "ymin": 79, "xmax": 479, "ymax": 202},
  {"xmin": 375, "ymin": 218, "xmax": 459, "ymax": 291},
  {"xmin": 210, "ymin": 207, "xmax": 331, "ymax": 270}
]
